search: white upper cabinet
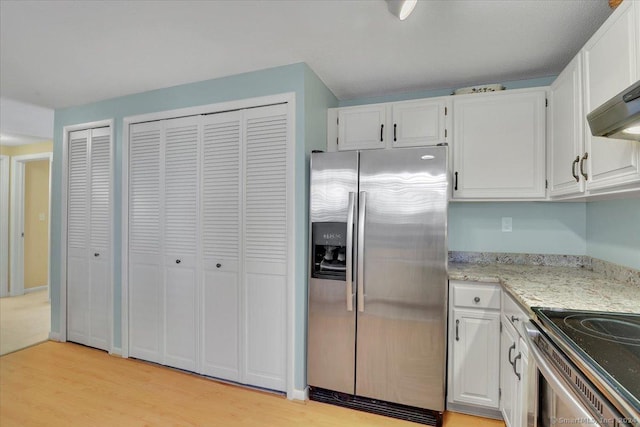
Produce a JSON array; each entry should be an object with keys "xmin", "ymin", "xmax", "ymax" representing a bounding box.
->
[
  {"xmin": 452, "ymin": 89, "xmax": 547, "ymax": 199},
  {"xmin": 548, "ymin": 54, "xmax": 586, "ymax": 198},
  {"xmin": 582, "ymin": 0, "xmax": 640, "ymax": 193},
  {"xmin": 337, "ymin": 104, "xmax": 387, "ymax": 151},
  {"xmin": 330, "ymin": 97, "xmax": 449, "ymax": 151},
  {"xmin": 390, "ymin": 98, "xmax": 448, "ymax": 148}
]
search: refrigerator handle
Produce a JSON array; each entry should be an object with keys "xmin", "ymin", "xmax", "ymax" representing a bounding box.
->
[
  {"xmin": 346, "ymin": 192, "xmax": 356, "ymax": 312},
  {"xmin": 357, "ymin": 191, "xmax": 366, "ymax": 312}
]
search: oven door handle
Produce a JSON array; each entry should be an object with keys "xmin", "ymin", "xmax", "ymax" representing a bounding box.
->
[{"xmin": 523, "ymin": 321, "xmax": 596, "ymax": 422}]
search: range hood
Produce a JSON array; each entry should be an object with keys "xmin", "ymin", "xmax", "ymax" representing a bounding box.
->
[{"xmin": 587, "ymin": 80, "xmax": 640, "ymax": 141}]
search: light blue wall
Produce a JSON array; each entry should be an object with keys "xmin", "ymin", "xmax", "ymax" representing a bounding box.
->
[
  {"xmin": 51, "ymin": 62, "xmax": 336, "ymax": 391},
  {"xmin": 449, "ymin": 202, "xmax": 587, "ymax": 255},
  {"xmin": 338, "ymin": 76, "xmax": 556, "ymax": 107},
  {"xmin": 586, "ymin": 198, "xmax": 640, "ymax": 270}
]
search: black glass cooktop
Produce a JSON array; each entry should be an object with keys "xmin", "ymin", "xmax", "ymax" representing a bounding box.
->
[{"xmin": 534, "ymin": 308, "xmax": 640, "ymax": 413}]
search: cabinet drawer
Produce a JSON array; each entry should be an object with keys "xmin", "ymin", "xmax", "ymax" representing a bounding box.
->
[
  {"xmin": 502, "ymin": 291, "xmax": 530, "ymax": 332},
  {"xmin": 452, "ymin": 282, "xmax": 500, "ymax": 310}
]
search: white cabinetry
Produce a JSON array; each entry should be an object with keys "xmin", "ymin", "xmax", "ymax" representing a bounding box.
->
[
  {"xmin": 500, "ymin": 292, "xmax": 532, "ymax": 427},
  {"xmin": 448, "ymin": 281, "xmax": 501, "ymax": 415},
  {"xmin": 66, "ymin": 126, "xmax": 112, "ymax": 352},
  {"xmin": 451, "ymin": 89, "xmax": 546, "ymax": 199},
  {"xmin": 582, "ymin": 0, "xmax": 640, "ymax": 193},
  {"xmin": 127, "ymin": 103, "xmax": 291, "ymax": 392},
  {"xmin": 329, "ymin": 97, "xmax": 449, "ymax": 151}
]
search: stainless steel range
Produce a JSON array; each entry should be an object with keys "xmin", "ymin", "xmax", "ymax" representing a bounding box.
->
[{"xmin": 524, "ymin": 308, "xmax": 640, "ymax": 427}]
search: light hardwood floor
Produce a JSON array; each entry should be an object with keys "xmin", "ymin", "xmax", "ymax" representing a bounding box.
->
[
  {"xmin": 0, "ymin": 342, "xmax": 505, "ymax": 427},
  {"xmin": 0, "ymin": 290, "xmax": 50, "ymax": 355}
]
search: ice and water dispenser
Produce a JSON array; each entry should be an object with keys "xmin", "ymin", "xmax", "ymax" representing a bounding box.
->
[{"xmin": 311, "ymin": 222, "xmax": 347, "ymax": 280}]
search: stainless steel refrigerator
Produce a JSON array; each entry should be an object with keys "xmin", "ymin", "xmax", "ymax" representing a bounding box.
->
[{"xmin": 307, "ymin": 146, "xmax": 448, "ymax": 425}]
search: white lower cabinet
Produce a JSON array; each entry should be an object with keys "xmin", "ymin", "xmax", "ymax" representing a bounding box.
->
[
  {"xmin": 448, "ymin": 281, "xmax": 501, "ymax": 414},
  {"xmin": 500, "ymin": 292, "xmax": 532, "ymax": 427}
]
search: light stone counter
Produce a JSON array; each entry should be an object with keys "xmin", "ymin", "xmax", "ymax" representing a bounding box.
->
[{"xmin": 449, "ymin": 262, "xmax": 640, "ymax": 315}]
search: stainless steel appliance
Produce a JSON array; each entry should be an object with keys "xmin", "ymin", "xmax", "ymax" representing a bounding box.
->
[
  {"xmin": 307, "ymin": 147, "xmax": 448, "ymax": 426},
  {"xmin": 587, "ymin": 80, "xmax": 640, "ymax": 141},
  {"xmin": 524, "ymin": 308, "xmax": 640, "ymax": 427}
]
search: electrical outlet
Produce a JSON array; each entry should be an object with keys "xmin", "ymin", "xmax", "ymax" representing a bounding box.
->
[{"xmin": 502, "ymin": 217, "xmax": 512, "ymax": 232}]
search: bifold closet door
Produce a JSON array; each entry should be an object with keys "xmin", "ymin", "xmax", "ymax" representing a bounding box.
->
[
  {"xmin": 129, "ymin": 121, "xmax": 163, "ymax": 363},
  {"xmin": 163, "ymin": 116, "xmax": 199, "ymax": 372},
  {"xmin": 243, "ymin": 104, "xmax": 289, "ymax": 391},
  {"xmin": 67, "ymin": 127, "xmax": 111, "ymax": 351},
  {"xmin": 201, "ymin": 111, "xmax": 242, "ymax": 381}
]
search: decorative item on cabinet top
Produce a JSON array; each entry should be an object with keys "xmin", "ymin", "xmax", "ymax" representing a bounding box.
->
[{"xmin": 453, "ymin": 84, "xmax": 505, "ymax": 95}]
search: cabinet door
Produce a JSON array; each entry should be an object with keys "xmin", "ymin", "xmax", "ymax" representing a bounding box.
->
[
  {"xmin": 500, "ymin": 318, "xmax": 518, "ymax": 427},
  {"xmin": 88, "ymin": 128, "xmax": 111, "ymax": 350},
  {"xmin": 451, "ymin": 307, "xmax": 500, "ymax": 408},
  {"xmin": 163, "ymin": 117, "xmax": 199, "ymax": 371},
  {"xmin": 67, "ymin": 130, "xmax": 90, "ymax": 346},
  {"xmin": 242, "ymin": 104, "xmax": 289, "ymax": 391},
  {"xmin": 337, "ymin": 104, "xmax": 386, "ymax": 151},
  {"xmin": 452, "ymin": 90, "xmax": 546, "ymax": 199},
  {"xmin": 583, "ymin": 0, "xmax": 640, "ymax": 191},
  {"xmin": 391, "ymin": 98, "xmax": 447, "ymax": 147},
  {"xmin": 515, "ymin": 336, "xmax": 530, "ymax": 427},
  {"xmin": 549, "ymin": 55, "xmax": 585, "ymax": 197},
  {"xmin": 201, "ymin": 112, "xmax": 242, "ymax": 382},
  {"xmin": 129, "ymin": 121, "xmax": 163, "ymax": 363}
]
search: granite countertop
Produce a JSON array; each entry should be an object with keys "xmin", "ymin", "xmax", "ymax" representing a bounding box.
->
[{"xmin": 449, "ymin": 262, "xmax": 640, "ymax": 315}]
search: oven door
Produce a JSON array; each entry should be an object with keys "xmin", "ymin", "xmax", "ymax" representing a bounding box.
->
[{"xmin": 523, "ymin": 322, "xmax": 606, "ymax": 427}]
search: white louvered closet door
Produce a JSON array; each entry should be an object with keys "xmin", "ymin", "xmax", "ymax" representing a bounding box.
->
[
  {"xmin": 88, "ymin": 127, "xmax": 111, "ymax": 350},
  {"xmin": 67, "ymin": 130, "xmax": 91, "ymax": 346},
  {"xmin": 243, "ymin": 104, "xmax": 289, "ymax": 392},
  {"xmin": 129, "ymin": 121, "xmax": 163, "ymax": 363},
  {"xmin": 163, "ymin": 116, "xmax": 199, "ymax": 371},
  {"xmin": 201, "ymin": 111, "xmax": 242, "ymax": 381},
  {"xmin": 67, "ymin": 127, "xmax": 111, "ymax": 351}
]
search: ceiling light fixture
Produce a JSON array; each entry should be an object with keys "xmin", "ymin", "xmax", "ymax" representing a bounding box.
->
[{"xmin": 386, "ymin": 0, "xmax": 418, "ymax": 20}]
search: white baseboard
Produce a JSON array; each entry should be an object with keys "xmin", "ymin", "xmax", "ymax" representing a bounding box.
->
[
  {"xmin": 110, "ymin": 347, "xmax": 122, "ymax": 356},
  {"xmin": 290, "ymin": 386, "xmax": 309, "ymax": 401},
  {"xmin": 48, "ymin": 331, "xmax": 61, "ymax": 341},
  {"xmin": 24, "ymin": 285, "xmax": 48, "ymax": 294}
]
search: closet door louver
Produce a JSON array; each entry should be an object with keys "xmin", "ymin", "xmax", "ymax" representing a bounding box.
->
[
  {"xmin": 163, "ymin": 116, "xmax": 199, "ymax": 371},
  {"xmin": 88, "ymin": 128, "xmax": 111, "ymax": 349},
  {"xmin": 67, "ymin": 130, "xmax": 90, "ymax": 345},
  {"xmin": 201, "ymin": 112, "xmax": 242, "ymax": 381},
  {"xmin": 243, "ymin": 104, "xmax": 288, "ymax": 391},
  {"xmin": 129, "ymin": 121, "xmax": 163, "ymax": 362}
]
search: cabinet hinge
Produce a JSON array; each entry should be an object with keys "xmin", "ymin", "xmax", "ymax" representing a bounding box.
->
[
  {"xmin": 445, "ymin": 106, "xmax": 448, "ymax": 116},
  {"xmin": 445, "ymin": 129, "xmax": 448, "ymax": 138},
  {"xmin": 545, "ymin": 179, "xmax": 548, "ymax": 189},
  {"xmin": 337, "ymin": 117, "xmax": 339, "ymax": 125},
  {"xmin": 499, "ymin": 387, "xmax": 502, "ymax": 400},
  {"xmin": 500, "ymin": 321, "xmax": 503, "ymax": 333},
  {"xmin": 336, "ymin": 137, "xmax": 339, "ymax": 146},
  {"xmin": 545, "ymin": 98, "xmax": 548, "ymax": 107}
]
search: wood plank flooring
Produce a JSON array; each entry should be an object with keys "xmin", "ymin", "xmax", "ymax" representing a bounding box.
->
[{"xmin": 0, "ymin": 342, "xmax": 504, "ymax": 427}]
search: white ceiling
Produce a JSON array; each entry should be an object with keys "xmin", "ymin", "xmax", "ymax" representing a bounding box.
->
[{"xmin": 0, "ymin": 0, "xmax": 613, "ymax": 110}]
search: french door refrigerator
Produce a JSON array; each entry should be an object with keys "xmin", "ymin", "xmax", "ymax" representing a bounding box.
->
[{"xmin": 308, "ymin": 146, "xmax": 448, "ymax": 426}]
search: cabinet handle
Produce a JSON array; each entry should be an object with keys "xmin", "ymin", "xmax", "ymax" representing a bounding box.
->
[
  {"xmin": 176, "ymin": 259, "xmax": 181, "ymax": 264},
  {"xmin": 513, "ymin": 353, "xmax": 522, "ymax": 380},
  {"xmin": 380, "ymin": 124, "xmax": 384, "ymax": 142},
  {"xmin": 455, "ymin": 319, "xmax": 460, "ymax": 341},
  {"xmin": 454, "ymin": 172, "xmax": 458, "ymax": 191},
  {"xmin": 393, "ymin": 124, "xmax": 397, "ymax": 142},
  {"xmin": 473, "ymin": 296, "xmax": 480, "ymax": 303},
  {"xmin": 580, "ymin": 152, "xmax": 589, "ymax": 180},
  {"xmin": 508, "ymin": 343, "xmax": 516, "ymax": 364},
  {"xmin": 216, "ymin": 263, "xmax": 222, "ymax": 268},
  {"xmin": 571, "ymin": 156, "xmax": 580, "ymax": 182},
  {"xmin": 511, "ymin": 315, "xmax": 519, "ymax": 322},
  {"xmin": 94, "ymin": 253, "xmax": 100, "ymax": 257}
]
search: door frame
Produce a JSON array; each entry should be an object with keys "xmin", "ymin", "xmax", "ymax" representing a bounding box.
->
[
  {"xmin": 0, "ymin": 155, "xmax": 9, "ymax": 297},
  {"xmin": 60, "ymin": 119, "xmax": 114, "ymax": 350},
  {"xmin": 9, "ymin": 152, "xmax": 53, "ymax": 297},
  {"xmin": 121, "ymin": 92, "xmax": 296, "ymax": 398}
]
